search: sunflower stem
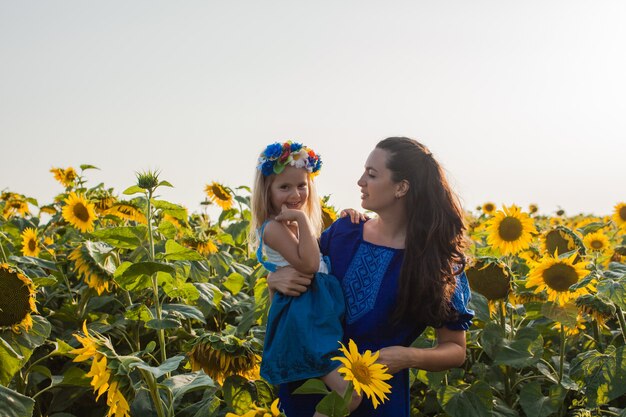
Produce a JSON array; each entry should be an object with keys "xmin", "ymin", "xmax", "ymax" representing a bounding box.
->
[
  {"xmin": 616, "ymin": 307, "xmax": 626, "ymax": 344},
  {"xmin": 593, "ymin": 319, "xmax": 604, "ymax": 353},
  {"xmin": 140, "ymin": 369, "xmax": 168, "ymax": 417},
  {"xmin": 0, "ymin": 239, "xmax": 8, "ymax": 263},
  {"xmin": 146, "ymin": 191, "xmax": 167, "ymax": 364},
  {"xmin": 558, "ymin": 323, "xmax": 565, "ymax": 384}
]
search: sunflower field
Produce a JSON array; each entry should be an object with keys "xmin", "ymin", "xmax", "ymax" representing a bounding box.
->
[{"xmin": 1, "ymin": 166, "xmax": 625, "ymax": 417}]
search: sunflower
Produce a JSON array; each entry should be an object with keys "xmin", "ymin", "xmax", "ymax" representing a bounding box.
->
[
  {"xmin": 0, "ymin": 263, "xmax": 37, "ymax": 332},
  {"xmin": 50, "ymin": 167, "xmax": 78, "ymax": 187},
  {"xmin": 71, "ymin": 322, "xmax": 131, "ymax": 417},
  {"xmin": 205, "ymin": 182, "xmax": 233, "ymax": 210},
  {"xmin": 583, "ymin": 231, "xmax": 610, "ymax": 253},
  {"xmin": 321, "ymin": 198, "xmax": 338, "ymax": 230},
  {"xmin": 466, "ymin": 260, "xmax": 510, "ymax": 301},
  {"xmin": 527, "ymin": 252, "xmax": 592, "ymax": 307},
  {"xmin": 104, "ymin": 202, "xmax": 147, "ymax": 224},
  {"xmin": 21, "ymin": 228, "xmax": 41, "ymax": 257},
  {"xmin": 576, "ymin": 294, "xmax": 614, "ymax": 329},
  {"xmin": 62, "ymin": 192, "xmax": 97, "ymax": 232},
  {"xmin": 482, "ymin": 202, "xmax": 496, "ymax": 215},
  {"xmin": 528, "ymin": 204, "xmax": 538, "ymax": 214},
  {"xmin": 188, "ymin": 332, "xmax": 260, "ymax": 384},
  {"xmin": 332, "ymin": 339, "xmax": 392, "ymax": 409},
  {"xmin": 39, "ymin": 205, "xmax": 57, "ymax": 216},
  {"xmin": 486, "ymin": 205, "xmax": 536, "ymax": 255},
  {"xmin": 552, "ymin": 312, "xmax": 587, "ymax": 337},
  {"xmin": 225, "ymin": 399, "xmax": 282, "ymax": 417},
  {"xmin": 541, "ymin": 228, "xmax": 576, "ymax": 256},
  {"xmin": 612, "ymin": 202, "xmax": 626, "ymax": 229},
  {"xmin": 3, "ymin": 197, "xmax": 30, "ymax": 217},
  {"xmin": 68, "ymin": 244, "xmax": 115, "ymax": 295}
]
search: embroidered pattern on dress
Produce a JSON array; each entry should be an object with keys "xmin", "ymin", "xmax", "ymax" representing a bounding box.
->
[{"xmin": 342, "ymin": 243, "xmax": 395, "ymax": 324}]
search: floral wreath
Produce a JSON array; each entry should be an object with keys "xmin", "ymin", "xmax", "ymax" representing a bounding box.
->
[{"xmin": 257, "ymin": 141, "xmax": 322, "ymax": 177}]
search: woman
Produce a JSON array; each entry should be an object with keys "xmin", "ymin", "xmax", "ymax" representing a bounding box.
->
[{"xmin": 269, "ymin": 137, "xmax": 474, "ymax": 416}]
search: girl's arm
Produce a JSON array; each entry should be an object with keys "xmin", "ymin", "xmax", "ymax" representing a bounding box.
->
[
  {"xmin": 263, "ymin": 205, "xmax": 321, "ymax": 274},
  {"xmin": 375, "ymin": 327, "xmax": 466, "ymax": 374}
]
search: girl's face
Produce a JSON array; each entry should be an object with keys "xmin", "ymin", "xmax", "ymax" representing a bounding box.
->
[
  {"xmin": 357, "ymin": 148, "xmax": 401, "ymax": 212},
  {"xmin": 269, "ymin": 166, "xmax": 310, "ymax": 214}
]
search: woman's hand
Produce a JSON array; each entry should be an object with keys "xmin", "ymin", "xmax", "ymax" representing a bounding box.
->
[
  {"xmin": 267, "ymin": 266, "xmax": 314, "ymax": 297},
  {"xmin": 376, "ymin": 346, "xmax": 414, "ymax": 375},
  {"xmin": 340, "ymin": 208, "xmax": 369, "ymax": 224}
]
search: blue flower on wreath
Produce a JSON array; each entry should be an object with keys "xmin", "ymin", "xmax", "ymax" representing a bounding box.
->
[
  {"xmin": 290, "ymin": 142, "xmax": 303, "ymax": 152},
  {"xmin": 264, "ymin": 143, "xmax": 283, "ymax": 160},
  {"xmin": 261, "ymin": 160, "xmax": 274, "ymax": 176}
]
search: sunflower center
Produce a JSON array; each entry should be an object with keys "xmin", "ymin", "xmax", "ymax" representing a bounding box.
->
[
  {"xmin": 212, "ymin": 186, "xmax": 229, "ymax": 201},
  {"xmin": 352, "ymin": 361, "xmax": 373, "ymax": 385},
  {"xmin": 545, "ymin": 230, "xmax": 571, "ymax": 255},
  {"xmin": 73, "ymin": 202, "xmax": 91, "ymax": 222},
  {"xmin": 620, "ymin": 206, "xmax": 626, "ymax": 222},
  {"xmin": 498, "ymin": 217, "xmax": 523, "ymax": 241},
  {"xmin": 0, "ymin": 269, "xmax": 32, "ymax": 327},
  {"xmin": 28, "ymin": 239, "xmax": 37, "ymax": 252},
  {"xmin": 484, "ymin": 204, "xmax": 495, "ymax": 212},
  {"xmin": 590, "ymin": 240, "xmax": 604, "ymax": 250},
  {"xmin": 542, "ymin": 263, "xmax": 579, "ymax": 292},
  {"xmin": 466, "ymin": 263, "xmax": 510, "ymax": 300}
]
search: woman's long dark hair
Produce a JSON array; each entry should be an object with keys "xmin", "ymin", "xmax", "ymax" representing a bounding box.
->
[{"xmin": 377, "ymin": 137, "xmax": 467, "ymax": 326}]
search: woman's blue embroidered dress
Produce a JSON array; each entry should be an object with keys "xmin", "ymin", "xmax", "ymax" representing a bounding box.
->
[{"xmin": 278, "ymin": 217, "xmax": 474, "ymax": 416}]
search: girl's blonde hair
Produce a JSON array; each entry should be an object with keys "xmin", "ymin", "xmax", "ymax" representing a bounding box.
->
[{"xmin": 248, "ymin": 167, "xmax": 323, "ymax": 252}]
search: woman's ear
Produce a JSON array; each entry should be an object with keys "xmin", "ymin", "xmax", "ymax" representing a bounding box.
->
[{"xmin": 395, "ymin": 180, "xmax": 409, "ymax": 198}]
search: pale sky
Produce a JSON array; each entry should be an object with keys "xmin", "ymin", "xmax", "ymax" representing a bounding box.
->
[{"xmin": 1, "ymin": 1, "xmax": 624, "ymax": 219}]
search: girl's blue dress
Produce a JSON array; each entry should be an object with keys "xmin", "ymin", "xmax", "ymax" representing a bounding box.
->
[
  {"xmin": 277, "ymin": 217, "xmax": 474, "ymax": 417},
  {"xmin": 256, "ymin": 221, "xmax": 345, "ymax": 385}
]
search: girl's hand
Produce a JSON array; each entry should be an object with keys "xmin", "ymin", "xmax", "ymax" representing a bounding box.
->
[
  {"xmin": 268, "ymin": 266, "xmax": 313, "ymax": 297},
  {"xmin": 340, "ymin": 208, "xmax": 369, "ymax": 224},
  {"xmin": 274, "ymin": 204, "xmax": 305, "ymax": 223}
]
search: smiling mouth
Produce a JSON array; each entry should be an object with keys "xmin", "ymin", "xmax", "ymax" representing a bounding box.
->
[{"xmin": 286, "ymin": 202, "xmax": 302, "ymax": 208}]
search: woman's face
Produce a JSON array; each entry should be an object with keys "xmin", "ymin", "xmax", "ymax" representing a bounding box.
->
[{"xmin": 357, "ymin": 148, "xmax": 401, "ymax": 212}]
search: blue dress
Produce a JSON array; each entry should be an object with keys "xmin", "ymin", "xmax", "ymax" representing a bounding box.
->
[
  {"xmin": 256, "ymin": 221, "xmax": 346, "ymax": 385},
  {"xmin": 277, "ymin": 217, "xmax": 474, "ymax": 417}
]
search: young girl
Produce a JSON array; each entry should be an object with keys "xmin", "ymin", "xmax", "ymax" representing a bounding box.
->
[{"xmin": 250, "ymin": 141, "xmax": 361, "ymax": 415}]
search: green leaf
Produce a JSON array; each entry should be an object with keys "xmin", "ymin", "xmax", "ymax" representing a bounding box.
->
[
  {"xmin": 125, "ymin": 304, "xmax": 154, "ymax": 322},
  {"xmin": 115, "ymin": 261, "xmax": 175, "ymax": 291},
  {"xmin": 0, "ymin": 316, "xmax": 51, "ymax": 385},
  {"xmin": 163, "ymin": 372, "xmax": 216, "ymax": 403},
  {"xmin": 157, "ymin": 180, "xmax": 174, "ymax": 188},
  {"xmin": 0, "ymin": 385, "xmax": 34, "ymax": 417},
  {"xmin": 162, "ymin": 303, "xmax": 205, "ymax": 323},
  {"xmin": 123, "ymin": 185, "xmax": 145, "ymax": 195},
  {"xmin": 541, "ymin": 302, "xmax": 578, "ymax": 327},
  {"xmin": 223, "ymin": 272, "xmax": 245, "ymax": 295},
  {"xmin": 480, "ymin": 322, "xmax": 504, "ymax": 359},
  {"xmin": 158, "ymin": 220, "xmax": 177, "ymax": 239},
  {"xmin": 57, "ymin": 367, "xmax": 91, "ymax": 387},
  {"xmin": 79, "ymin": 164, "xmax": 99, "ymax": 171},
  {"xmin": 32, "ymin": 275, "xmax": 57, "ymax": 286},
  {"xmin": 597, "ymin": 278, "xmax": 626, "ymax": 310},
  {"xmin": 131, "ymin": 355, "xmax": 184, "ymax": 379},
  {"xmin": 90, "ymin": 226, "xmax": 146, "ymax": 249},
  {"xmin": 519, "ymin": 381, "xmax": 565, "ymax": 417},
  {"xmin": 439, "ymin": 381, "xmax": 493, "ymax": 417},
  {"xmin": 315, "ymin": 391, "xmax": 349, "ymax": 417},
  {"xmin": 152, "ymin": 199, "xmax": 187, "ymax": 220},
  {"xmin": 468, "ymin": 291, "xmax": 490, "ymax": 324},
  {"xmin": 293, "ymin": 378, "xmax": 331, "ymax": 395},
  {"xmin": 493, "ymin": 327, "xmax": 543, "ymax": 368},
  {"xmin": 160, "ymin": 240, "xmax": 204, "ymax": 261},
  {"xmin": 8, "ymin": 256, "xmax": 58, "ymax": 271},
  {"xmin": 145, "ymin": 318, "xmax": 181, "ymax": 330},
  {"xmin": 570, "ymin": 346, "xmax": 626, "ymax": 407}
]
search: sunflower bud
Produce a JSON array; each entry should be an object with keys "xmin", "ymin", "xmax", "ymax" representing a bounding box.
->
[{"xmin": 135, "ymin": 170, "xmax": 161, "ymax": 192}]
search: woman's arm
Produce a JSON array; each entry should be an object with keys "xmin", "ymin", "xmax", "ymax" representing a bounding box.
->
[
  {"xmin": 267, "ymin": 266, "xmax": 314, "ymax": 297},
  {"xmin": 376, "ymin": 327, "xmax": 466, "ymax": 374},
  {"xmin": 264, "ymin": 205, "xmax": 321, "ymax": 274}
]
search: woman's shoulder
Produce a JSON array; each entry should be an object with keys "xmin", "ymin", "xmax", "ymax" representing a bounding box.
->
[{"xmin": 321, "ymin": 217, "xmax": 364, "ymax": 251}]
